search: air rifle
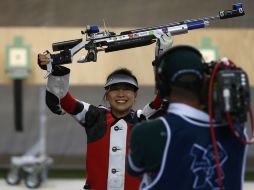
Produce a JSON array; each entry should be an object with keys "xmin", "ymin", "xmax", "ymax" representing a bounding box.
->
[{"xmin": 45, "ymin": 3, "xmax": 245, "ymax": 76}]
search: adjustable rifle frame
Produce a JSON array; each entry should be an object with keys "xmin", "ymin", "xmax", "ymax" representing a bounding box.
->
[{"xmin": 45, "ymin": 3, "xmax": 245, "ymax": 76}]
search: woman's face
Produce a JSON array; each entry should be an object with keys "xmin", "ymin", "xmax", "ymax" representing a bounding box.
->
[{"xmin": 106, "ymin": 83, "xmax": 137, "ymax": 118}]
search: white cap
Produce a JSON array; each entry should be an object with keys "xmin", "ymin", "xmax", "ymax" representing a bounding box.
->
[{"xmin": 104, "ymin": 74, "xmax": 138, "ymax": 89}]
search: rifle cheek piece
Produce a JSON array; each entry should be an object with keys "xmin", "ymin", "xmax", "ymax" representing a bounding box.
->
[{"xmin": 52, "ymin": 39, "xmax": 82, "ymax": 52}]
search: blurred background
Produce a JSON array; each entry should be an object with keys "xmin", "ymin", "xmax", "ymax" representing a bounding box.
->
[{"xmin": 0, "ymin": 0, "xmax": 254, "ymax": 188}]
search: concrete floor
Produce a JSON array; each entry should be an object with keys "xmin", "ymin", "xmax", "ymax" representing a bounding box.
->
[
  {"xmin": 0, "ymin": 179, "xmax": 84, "ymax": 190},
  {"xmin": 0, "ymin": 179, "xmax": 254, "ymax": 190}
]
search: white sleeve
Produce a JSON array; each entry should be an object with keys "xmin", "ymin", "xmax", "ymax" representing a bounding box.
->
[{"xmin": 46, "ymin": 73, "xmax": 70, "ymax": 99}]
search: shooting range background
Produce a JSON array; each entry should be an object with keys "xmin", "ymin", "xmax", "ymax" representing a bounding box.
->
[{"xmin": 1, "ymin": 0, "xmax": 254, "ymax": 172}]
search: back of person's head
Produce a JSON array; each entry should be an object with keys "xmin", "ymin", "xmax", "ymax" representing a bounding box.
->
[
  {"xmin": 104, "ymin": 68, "xmax": 139, "ymax": 91},
  {"xmin": 155, "ymin": 45, "xmax": 205, "ymax": 100}
]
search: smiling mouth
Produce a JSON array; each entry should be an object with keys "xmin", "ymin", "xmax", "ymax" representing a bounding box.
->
[{"xmin": 116, "ymin": 100, "xmax": 128, "ymax": 104}]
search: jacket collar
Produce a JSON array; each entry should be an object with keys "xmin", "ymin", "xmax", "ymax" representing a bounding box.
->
[{"xmin": 167, "ymin": 103, "xmax": 210, "ymax": 122}]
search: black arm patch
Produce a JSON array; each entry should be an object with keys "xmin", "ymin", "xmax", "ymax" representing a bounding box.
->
[
  {"xmin": 52, "ymin": 66, "xmax": 70, "ymax": 76},
  {"xmin": 85, "ymin": 105, "xmax": 102, "ymax": 128},
  {"xmin": 46, "ymin": 90, "xmax": 65, "ymax": 115},
  {"xmin": 85, "ymin": 105, "xmax": 107, "ymax": 143}
]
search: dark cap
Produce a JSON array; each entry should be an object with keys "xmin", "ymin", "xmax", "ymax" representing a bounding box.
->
[{"xmin": 157, "ymin": 45, "xmax": 204, "ymax": 84}]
